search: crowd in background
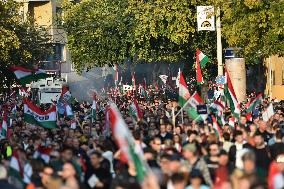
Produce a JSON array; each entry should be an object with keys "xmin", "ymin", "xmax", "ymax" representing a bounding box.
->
[{"xmin": 0, "ymin": 86, "xmax": 284, "ymax": 189}]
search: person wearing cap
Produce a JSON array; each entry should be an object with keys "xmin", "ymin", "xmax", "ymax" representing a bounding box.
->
[{"xmin": 182, "ymin": 143, "xmax": 213, "ymax": 187}]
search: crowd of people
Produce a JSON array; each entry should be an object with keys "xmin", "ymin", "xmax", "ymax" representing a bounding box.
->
[{"xmin": 0, "ymin": 86, "xmax": 284, "ymax": 189}]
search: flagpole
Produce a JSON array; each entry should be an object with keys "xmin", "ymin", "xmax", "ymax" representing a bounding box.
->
[
  {"xmin": 172, "ymin": 107, "xmax": 176, "ymax": 131},
  {"xmin": 216, "ymin": 6, "xmax": 223, "ymax": 76},
  {"xmin": 181, "ymin": 108, "xmax": 184, "ymax": 124}
]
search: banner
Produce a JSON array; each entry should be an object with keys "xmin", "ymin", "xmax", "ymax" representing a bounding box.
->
[{"xmin": 197, "ymin": 6, "xmax": 215, "ymax": 31}]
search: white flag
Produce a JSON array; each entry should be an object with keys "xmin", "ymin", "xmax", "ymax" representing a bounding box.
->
[
  {"xmin": 262, "ymin": 104, "xmax": 274, "ymax": 122},
  {"xmin": 159, "ymin": 75, "xmax": 168, "ymax": 84}
]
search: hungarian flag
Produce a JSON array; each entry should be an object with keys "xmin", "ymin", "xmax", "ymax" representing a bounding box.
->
[
  {"xmin": 19, "ymin": 87, "xmax": 30, "ymax": 97},
  {"xmin": 178, "ymin": 72, "xmax": 190, "ymax": 107},
  {"xmin": 210, "ymin": 101, "xmax": 225, "ymax": 126},
  {"xmin": 23, "ymin": 98, "xmax": 57, "ymax": 129},
  {"xmin": 245, "ymin": 93, "xmax": 262, "ymax": 113},
  {"xmin": 187, "ymin": 92, "xmax": 203, "ymax": 109},
  {"xmin": 109, "ymin": 103, "xmax": 147, "ymax": 182},
  {"xmin": 34, "ymin": 69, "xmax": 48, "ymax": 80},
  {"xmin": 1, "ymin": 111, "xmax": 8, "ymax": 139},
  {"xmin": 196, "ymin": 49, "xmax": 209, "ymax": 85},
  {"xmin": 185, "ymin": 92, "xmax": 204, "ymax": 121},
  {"xmin": 129, "ymin": 99, "xmax": 143, "ymax": 122},
  {"xmin": 9, "ymin": 151, "xmax": 24, "ymax": 184},
  {"xmin": 224, "ymin": 70, "xmax": 240, "ymax": 118},
  {"xmin": 212, "ymin": 116, "xmax": 222, "ymax": 139},
  {"xmin": 210, "ymin": 101, "xmax": 225, "ymax": 116},
  {"xmin": 58, "ymin": 86, "xmax": 75, "ymax": 105},
  {"xmin": 228, "ymin": 116, "xmax": 235, "ymax": 129},
  {"xmin": 11, "ymin": 66, "xmax": 48, "ymax": 85},
  {"xmin": 92, "ymin": 92, "xmax": 97, "ymax": 122},
  {"xmin": 11, "ymin": 66, "xmax": 33, "ymax": 85}
]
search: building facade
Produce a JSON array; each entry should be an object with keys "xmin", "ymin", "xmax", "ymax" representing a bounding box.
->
[
  {"xmin": 16, "ymin": 0, "xmax": 72, "ymax": 74},
  {"xmin": 265, "ymin": 55, "xmax": 284, "ymax": 100}
]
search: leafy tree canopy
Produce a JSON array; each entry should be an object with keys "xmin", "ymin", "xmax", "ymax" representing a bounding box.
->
[
  {"xmin": 221, "ymin": 0, "xmax": 284, "ymax": 63},
  {"xmin": 62, "ymin": 0, "xmax": 283, "ymax": 72},
  {"xmin": 0, "ymin": 0, "xmax": 51, "ymax": 92}
]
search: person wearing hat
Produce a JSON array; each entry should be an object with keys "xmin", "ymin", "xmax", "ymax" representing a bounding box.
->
[{"xmin": 182, "ymin": 143, "xmax": 213, "ymax": 187}]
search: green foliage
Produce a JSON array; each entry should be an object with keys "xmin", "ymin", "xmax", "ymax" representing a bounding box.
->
[
  {"xmin": 0, "ymin": 0, "xmax": 51, "ymax": 92},
  {"xmin": 62, "ymin": 0, "xmax": 132, "ymax": 72},
  {"xmin": 63, "ymin": 0, "xmax": 283, "ymax": 76},
  {"xmin": 62, "ymin": 0, "xmax": 218, "ymax": 73},
  {"xmin": 221, "ymin": 0, "xmax": 284, "ymax": 63}
]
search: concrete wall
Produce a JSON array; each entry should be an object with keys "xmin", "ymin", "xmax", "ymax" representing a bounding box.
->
[{"xmin": 225, "ymin": 58, "xmax": 246, "ymax": 102}]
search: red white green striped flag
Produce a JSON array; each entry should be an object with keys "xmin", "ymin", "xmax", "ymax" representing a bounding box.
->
[
  {"xmin": 196, "ymin": 50, "xmax": 209, "ymax": 85},
  {"xmin": 1, "ymin": 111, "xmax": 8, "ymax": 139},
  {"xmin": 109, "ymin": 103, "xmax": 147, "ymax": 182},
  {"xmin": 11, "ymin": 66, "xmax": 48, "ymax": 85},
  {"xmin": 23, "ymin": 98, "xmax": 57, "ymax": 129},
  {"xmin": 224, "ymin": 70, "xmax": 240, "ymax": 118},
  {"xmin": 212, "ymin": 115, "xmax": 222, "ymax": 139},
  {"xmin": 129, "ymin": 99, "xmax": 143, "ymax": 122},
  {"xmin": 185, "ymin": 92, "xmax": 204, "ymax": 121},
  {"xmin": 178, "ymin": 72, "xmax": 190, "ymax": 107},
  {"xmin": 9, "ymin": 151, "xmax": 24, "ymax": 184},
  {"xmin": 245, "ymin": 93, "xmax": 262, "ymax": 113},
  {"xmin": 197, "ymin": 49, "xmax": 209, "ymax": 68},
  {"xmin": 11, "ymin": 66, "xmax": 33, "ymax": 85},
  {"xmin": 187, "ymin": 92, "xmax": 203, "ymax": 109},
  {"xmin": 228, "ymin": 116, "xmax": 235, "ymax": 129}
]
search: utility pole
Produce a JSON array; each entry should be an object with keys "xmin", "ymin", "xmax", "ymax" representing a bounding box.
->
[{"xmin": 216, "ymin": 7, "xmax": 223, "ymax": 76}]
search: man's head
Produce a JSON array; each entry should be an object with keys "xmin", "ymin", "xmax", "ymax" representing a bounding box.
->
[
  {"xmin": 150, "ymin": 137, "xmax": 162, "ymax": 153},
  {"xmin": 258, "ymin": 120, "xmax": 267, "ymax": 132},
  {"xmin": 160, "ymin": 124, "xmax": 166, "ymax": 134},
  {"xmin": 90, "ymin": 151, "xmax": 102, "ymax": 168},
  {"xmin": 240, "ymin": 115, "xmax": 247, "ymax": 126},
  {"xmin": 209, "ymin": 142, "xmax": 220, "ymax": 157},
  {"xmin": 234, "ymin": 130, "xmax": 243, "ymax": 144},
  {"xmin": 59, "ymin": 162, "xmax": 76, "ymax": 179},
  {"xmin": 218, "ymin": 150, "xmax": 229, "ymax": 166},
  {"xmin": 182, "ymin": 143, "xmax": 198, "ymax": 160},
  {"xmin": 242, "ymin": 151, "xmax": 256, "ymax": 174},
  {"xmin": 61, "ymin": 146, "xmax": 73, "ymax": 162},
  {"xmin": 254, "ymin": 131, "xmax": 264, "ymax": 148},
  {"xmin": 41, "ymin": 166, "xmax": 54, "ymax": 186}
]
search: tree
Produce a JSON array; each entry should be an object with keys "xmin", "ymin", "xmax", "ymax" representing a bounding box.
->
[
  {"xmin": 62, "ymin": 0, "xmax": 133, "ymax": 72},
  {"xmin": 0, "ymin": 0, "xmax": 51, "ymax": 92},
  {"xmin": 62, "ymin": 0, "xmax": 219, "ymax": 76},
  {"xmin": 221, "ymin": 0, "xmax": 284, "ymax": 63}
]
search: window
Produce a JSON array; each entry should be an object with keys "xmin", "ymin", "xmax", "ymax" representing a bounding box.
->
[{"xmin": 282, "ymin": 70, "xmax": 284, "ymax": 85}]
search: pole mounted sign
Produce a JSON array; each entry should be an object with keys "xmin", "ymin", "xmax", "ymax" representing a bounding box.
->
[{"xmin": 197, "ymin": 6, "xmax": 215, "ymax": 31}]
